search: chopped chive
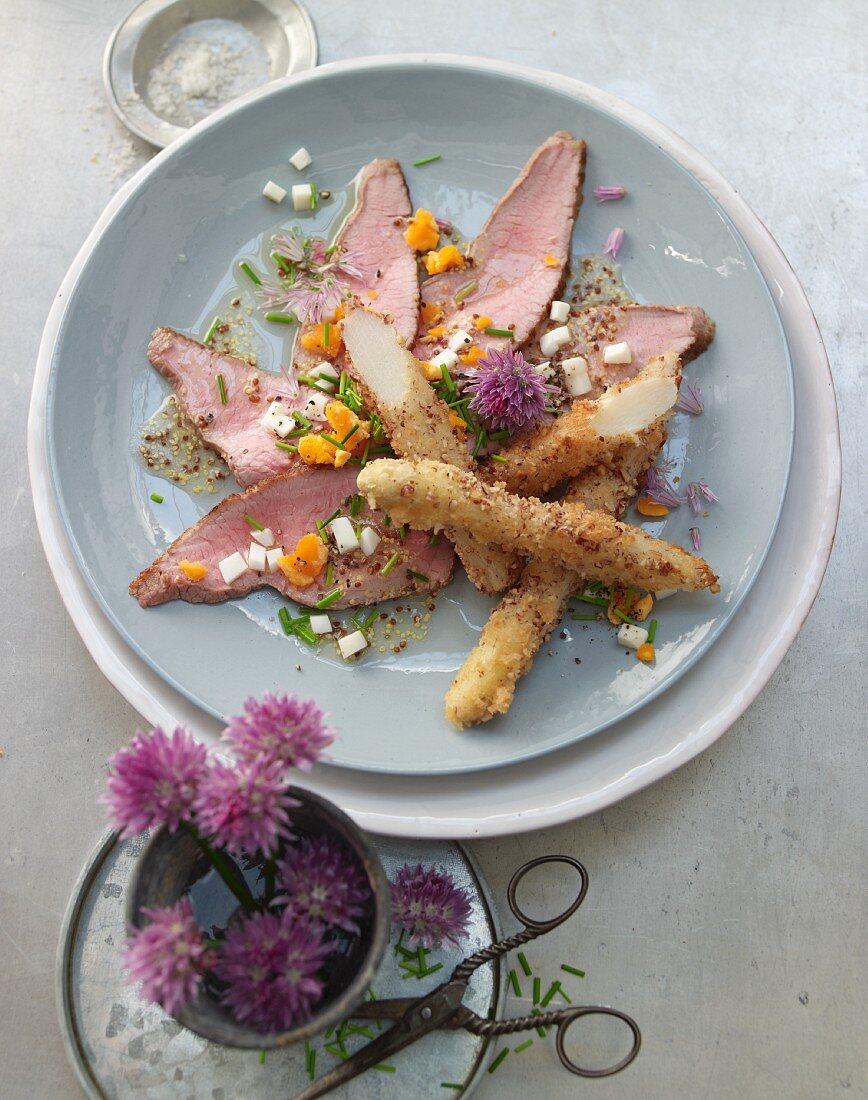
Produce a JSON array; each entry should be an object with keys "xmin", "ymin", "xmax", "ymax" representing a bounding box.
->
[
  {"xmin": 325, "ymin": 562, "xmax": 334, "ymax": 588},
  {"xmin": 441, "ymin": 1087, "xmax": 463, "ymax": 1092},
  {"xmin": 217, "ymin": 373, "xmax": 228, "ymax": 405},
  {"xmin": 508, "ymin": 969, "xmax": 521, "ymax": 997},
  {"xmin": 533, "ymin": 976, "xmax": 541, "ymax": 1004},
  {"xmin": 561, "ymin": 963, "xmax": 586, "ymax": 977},
  {"xmin": 612, "ymin": 608, "xmax": 636, "ymax": 625},
  {"xmin": 320, "ymin": 433, "xmax": 342, "ymax": 448},
  {"xmin": 315, "ymin": 588, "xmax": 342, "ymax": 609},
  {"xmin": 325, "ymin": 1044, "xmax": 349, "ymax": 1060},
  {"xmin": 359, "ymin": 437, "xmax": 371, "ymax": 466},
  {"xmin": 540, "ymin": 981, "xmax": 561, "ymax": 1008},
  {"xmin": 239, "ymin": 261, "xmax": 261, "ymax": 285},
  {"xmin": 373, "ymin": 1065, "xmax": 396, "ymax": 1073},
  {"xmin": 270, "ymin": 250, "xmax": 292, "ymax": 270},
  {"xmin": 322, "ymin": 507, "xmax": 342, "ymax": 526},
  {"xmin": 299, "ymin": 376, "xmax": 335, "ymax": 394},
  {"xmin": 264, "ymin": 311, "xmax": 297, "ymax": 324},
  {"xmin": 296, "ymin": 623, "xmax": 317, "ymax": 646},
  {"xmin": 422, "ymin": 962, "xmax": 444, "ymax": 976},
  {"xmin": 439, "ymin": 363, "xmax": 457, "ymax": 397},
  {"xmin": 406, "ymin": 569, "xmax": 429, "ymax": 583},
  {"xmin": 310, "ymin": 182, "xmax": 317, "ymax": 209},
  {"xmin": 380, "ymin": 551, "xmax": 400, "ymax": 576},
  {"xmin": 259, "ymin": 1049, "xmax": 266, "ymax": 1065},
  {"xmin": 483, "ymin": 326, "xmax": 514, "ymax": 338},
  {"xmin": 454, "ymin": 279, "xmax": 478, "ymax": 303},
  {"xmin": 647, "ymin": 618, "xmax": 658, "ymax": 643},
  {"xmin": 518, "ymin": 952, "xmax": 532, "ymax": 977},
  {"xmin": 488, "ymin": 1049, "xmax": 509, "ymax": 1074},
  {"xmin": 413, "ymin": 154, "xmax": 441, "ymax": 167},
  {"xmin": 340, "ymin": 424, "xmax": 359, "ymax": 446},
  {"xmin": 575, "ymin": 594, "xmax": 610, "ymax": 607},
  {"xmin": 203, "ymin": 315, "xmax": 220, "ymax": 344},
  {"xmin": 362, "ymin": 608, "xmax": 378, "ymax": 631},
  {"xmin": 587, "ymin": 580, "xmax": 603, "ymax": 592},
  {"xmin": 244, "ymin": 514, "xmax": 265, "ymax": 531},
  {"xmin": 384, "ymin": 515, "xmax": 392, "ymax": 527},
  {"xmin": 278, "ymin": 607, "xmax": 293, "ymax": 635},
  {"xmin": 396, "ymin": 524, "xmax": 406, "ymax": 540},
  {"xmin": 558, "ymin": 987, "xmax": 573, "ymax": 1004},
  {"xmin": 489, "ymin": 453, "xmax": 508, "ymax": 463},
  {"xmin": 275, "ymin": 441, "xmax": 297, "ymax": 452},
  {"xmin": 429, "ymin": 531, "xmax": 440, "ymax": 545},
  {"xmin": 323, "ymin": 321, "xmax": 331, "ymax": 347},
  {"xmin": 149, "ymin": 492, "xmax": 164, "ymax": 503},
  {"xmin": 350, "ymin": 494, "xmax": 363, "ymax": 517},
  {"xmin": 571, "ymin": 613, "xmax": 597, "ymax": 621},
  {"xmin": 514, "ymin": 1039, "xmax": 534, "ymax": 1053},
  {"xmin": 292, "ymin": 411, "xmax": 313, "ymax": 428},
  {"xmin": 488, "ymin": 430, "xmax": 511, "ymax": 441},
  {"xmin": 532, "ymin": 1009, "xmax": 547, "ymax": 1039}
]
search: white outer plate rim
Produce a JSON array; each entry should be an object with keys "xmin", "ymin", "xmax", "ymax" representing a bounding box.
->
[{"xmin": 27, "ymin": 55, "xmax": 841, "ymax": 838}]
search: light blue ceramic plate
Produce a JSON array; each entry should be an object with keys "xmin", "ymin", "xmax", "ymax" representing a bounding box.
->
[{"xmin": 45, "ymin": 58, "xmax": 793, "ymax": 775}]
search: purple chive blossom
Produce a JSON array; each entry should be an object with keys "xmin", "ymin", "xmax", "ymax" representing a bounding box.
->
[
  {"xmin": 122, "ymin": 898, "xmax": 214, "ymax": 1016},
  {"xmin": 215, "ymin": 908, "xmax": 333, "ymax": 1033},
  {"xmin": 676, "ymin": 383, "xmax": 704, "ymax": 415},
  {"xmin": 193, "ymin": 758, "xmax": 297, "ymax": 859},
  {"xmin": 594, "ymin": 185, "xmax": 626, "ymax": 203},
  {"xmin": 464, "ymin": 346, "xmax": 557, "ymax": 435},
  {"xmin": 644, "ymin": 463, "xmax": 687, "ymax": 509},
  {"xmin": 390, "ymin": 863, "xmax": 472, "ymax": 949},
  {"xmin": 225, "ymin": 693, "xmax": 334, "ymax": 772},
  {"xmin": 690, "ymin": 527, "xmax": 702, "ymax": 551},
  {"xmin": 435, "ymin": 216, "xmax": 454, "ymax": 233},
  {"xmin": 275, "ymin": 836, "xmax": 371, "ymax": 934},
  {"xmin": 259, "ymin": 278, "xmax": 347, "ymax": 324},
  {"xmin": 602, "ymin": 226, "xmax": 625, "ymax": 259},
  {"xmin": 101, "ymin": 727, "xmax": 208, "ymax": 838},
  {"xmin": 687, "ymin": 480, "xmax": 720, "ymax": 514}
]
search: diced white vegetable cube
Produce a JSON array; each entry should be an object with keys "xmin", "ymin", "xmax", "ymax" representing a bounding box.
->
[
  {"xmin": 265, "ymin": 547, "xmax": 284, "ymax": 572},
  {"xmin": 262, "ymin": 180, "xmax": 287, "ymax": 203},
  {"xmin": 289, "ymin": 146, "xmax": 312, "ymax": 171},
  {"xmin": 429, "ymin": 348, "xmax": 459, "ymax": 370},
  {"xmin": 539, "ymin": 325, "xmax": 571, "ymax": 358},
  {"xmin": 250, "ymin": 527, "xmax": 274, "ymax": 548},
  {"xmin": 329, "ymin": 516, "xmax": 360, "ymax": 554},
  {"xmin": 561, "ymin": 355, "xmax": 592, "ymax": 397},
  {"xmin": 654, "ymin": 588, "xmax": 677, "ymax": 600},
  {"xmin": 218, "ymin": 551, "xmax": 248, "ymax": 584},
  {"xmin": 247, "ymin": 542, "xmax": 267, "ymax": 572},
  {"xmin": 292, "ymin": 183, "xmax": 315, "ymax": 211},
  {"xmin": 302, "ymin": 393, "xmax": 330, "ymax": 421},
  {"xmin": 359, "ymin": 527, "xmax": 381, "ymax": 557},
  {"xmin": 338, "ymin": 630, "xmax": 368, "ymax": 659},
  {"xmin": 549, "ymin": 300, "xmax": 570, "ymax": 323},
  {"xmin": 309, "ymin": 614, "xmax": 333, "ymax": 635},
  {"xmin": 313, "ymin": 378, "xmax": 336, "ymax": 393},
  {"xmin": 448, "ymin": 329, "xmax": 474, "ymax": 352},
  {"xmin": 603, "ymin": 341, "xmax": 632, "ymax": 365},
  {"xmin": 262, "ymin": 400, "xmax": 295, "ymax": 439},
  {"xmin": 316, "ymin": 363, "xmax": 340, "ymax": 384},
  {"xmin": 617, "ymin": 623, "xmax": 649, "ymax": 650}
]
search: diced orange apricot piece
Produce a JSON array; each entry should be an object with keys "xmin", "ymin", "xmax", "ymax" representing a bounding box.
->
[
  {"xmin": 293, "ymin": 533, "xmax": 328, "ymax": 575},
  {"xmin": 474, "ymin": 316, "xmax": 492, "ymax": 330},
  {"xmin": 277, "ymin": 557, "xmax": 316, "ymax": 587},
  {"xmin": 427, "ymin": 325, "xmax": 446, "ymax": 339},
  {"xmin": 298, "ymin": 434, "xmax": 337, "ymax": 465},
  {"xmin": 325, "ymin": 402, "xmax": 369, "ymax": 453},
  {"xmin": 333, "ymin": 448, "xmax": 351, "ymax": 468},
  {"xmin": 606, "ymin": 586, "xmax": 653, "ymax": 625},
  {"xmin": 449, "ymin": 411, "xmax": 468, "ymax": 431},
  {"xmin": 544, "ymin": 254, "xmax": 559, "ymax": 268},
  {"xmin": 178, "ymin": 560, "xmax": 207, "ymax": 582},
  {"xmin": 403, "ymin": 208, "xmax": 440, "ymax": 252},
  {"xmin": 423, "ymin": 245, "xmax": 466, "ymax": 276},
  {"xmin": 637, "ymin": 497, "xmax": 670, "ymax": 517},
  {"xmin": 636, "ymin": 643, "xmax": 656, "ymax": 662},
  {"xmin": 419, "ymin": 360, "xmax": 442, "ymax": 381},
  {"xmin": 459, "ymin": 346, "xmax": 486, "ymax": 367},
  {"xmin": 420, "ymin": 303, "xmax": 443, "ymax": 327},
  {"xmin": 300, "ymin": 320, "xmax": 343, "ymax": 358}
]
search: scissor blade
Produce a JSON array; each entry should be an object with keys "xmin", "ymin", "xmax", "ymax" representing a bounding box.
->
[
  {"xmin": 291, "ymin": 981, "xmax": 467, "ymax": 1100},
  {"xmin": 347, "ymin": 997, "xmax": 418, "ymax": 1021}
]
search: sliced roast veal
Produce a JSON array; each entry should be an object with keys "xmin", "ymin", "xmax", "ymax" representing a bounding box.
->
[
  {"xmin": 130, "ymin": 466, "xmax": 454, "ymax": 609},
  {"xmin": 147, "ymin": 327, "xmax": 305, "ymax": 489},
  {"xmin": 416, "ymin": 131, "xmax": 586, "ymax": 357}
]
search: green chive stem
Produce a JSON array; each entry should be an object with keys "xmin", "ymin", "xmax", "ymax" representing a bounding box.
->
[
  {"xmin": 514, "ymin": 1039, "xmax": 534, "ymax": 1053},
  {"xmin": 483, "ymin": 326, "xmax": 514, "ymax": 338},
  {"xmin": 315, "ymin": 588, "xmax": 342, "ymax": 609},
  {"xmin": 373, "ymin": 1065, "xmax": 396, "ymax": 1073},
  {"xmin": 239, "ymin": 261, "xmax": 262, "ymax": 285},
  {"xmin": 454, "ymin": 280, "xmax": 477, "ymax": 303},
  {"xmin": 265, "ymin": 311, "xmax": 298, "ymax": 324},
  {"xmin": 488, "ymin": 1049, "xmax": 509, "ymax": 1074},
  {"xmin": 508, "ymin": 969, "xmax": 521, "ymax": 997},
  {"xmin": 325, "ymin": 562, "xmax": 334, "ymax": 588},
  {"xmin": 380, "ymin": 551, "xmax": 400, "ymax": 576},
  {"xmin": 278, "ymin": 607, "xmax": 292, "ymax": 635},
  {"xmin": 259, "ymin": 1049, "xmax": 266, "ymax": 1065},
  {"xmin": 406, "ymin": 569, "xmax": 429, "ymax": 583},
  {"xmin": 244, "ymin": 514, "xmax": 265, "ymax": 530},
  {"xmin": 540, "ymin": 981, "xmax": 561, "ymax": 1008},
  {"xmin": 533, "ymin": 976, "xmax": 541, "ymax": 1004},
  {"xmin": 518, "ymin": 952, "xmax": 532, "ymax": 977},
  {"xmin": 413, "ymin": 154, "xmax": 441, "ymax": 167},
  {"xmin": 560, "ymin": 964, "xmax": 586, "ymax": 977},
  {"xmin": 575, "ymin": 594, "xmax": 610, "ymax": 607},
  {"xmin": 341, "ymin": 424, "xmax": 359, "ymax": 446},
  {"xmin": 490, "ymin": 453, "xmax": 508, "ymax": 463},
  {"xmin": 275, "ymin": 441, "xmax": 297, "ymax": 452},
  {"xmin": 149, "ymin": 492, "xmax": 164, "ymax": 503},
  {"xmin": 647, "ymin": 618, "xmax": 658, "ymax": 643},
  {"xmin": 217, "ymin": 373, "xmax": 228, "ymax": 405},
  {"xmin": 203, "ymin": 316, "xmax": 220, "ymax": 344}
]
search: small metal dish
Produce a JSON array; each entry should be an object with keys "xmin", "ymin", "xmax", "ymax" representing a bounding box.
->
[{"xmin": 103, "ymin": 0, "xmax": 317, "ymax": 148}]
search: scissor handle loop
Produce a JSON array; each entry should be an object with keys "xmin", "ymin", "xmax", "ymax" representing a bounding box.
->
[
  {"xmin": 506, "ymin": 855, "xmax": 589, "ymax": 932},
  {"xmin": 554, "ymin": 1006, "xmax": 641, "ymax": 1077}
]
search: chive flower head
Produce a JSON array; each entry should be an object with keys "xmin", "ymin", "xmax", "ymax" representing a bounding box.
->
[
  {"xmin": 261, "ymin": 230, "xmax": 364, "ymax": 323},
  {"xmin": 215, "ymin": 908, "xmax": 333, "ymax": 1033},
  {"xmin": 602, "ymin": 226, "xmax": 625, "ymax": 259},
  {"xmin": 101, "ymin": 726, "xmax": 207, "ymax": 837},
  {"xmin": 193, "ymin": 758, "xmax": 297, "ymax": 859},
  {"xmin": 122, "ymin": 898, "xmax": 214, "ymax": 1016},
  {"xmin": 593, "ymin": 185, "xmax": 626, "ymax": 203},
  {"xmin": 390, "ymin": 863, "xmax": 472, "ymax": 948},
  {"xmin": 676, "ymin": 383, "xmax": 704, "ymax": 415},
  {"xmin": 276, "ymin": 835, "xmax": 371, "ymax": 934},
  {"xmin": 225, "ymin": 693, "xmax": 334, "ymax": 773},
  {"xmin": 644, "ymin": 461, "xmax": 686, "ymax": 509},
  {"xmin": 690, "ymin": 526, "xmax": 702, "ymax": 551},
  {"xmin": 687, "ymin": 480, "xmax": 719, "ymax": 514},
  {"xmin": 464, "ymin": 345, "xmax": 556, "ymax": 435}
]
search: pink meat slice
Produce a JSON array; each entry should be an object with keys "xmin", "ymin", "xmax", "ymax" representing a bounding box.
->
[
  {"xmin": 130, "ymin": 466, "xmax": 455, "ymax": 609},
  {"xmin": 148, "ymin": 327, "xmax": 303, "ymax": 489},
  {"xmin": 415, "ymin": 131, "xmax": 586, "ymax": 358},
  {"xmin": 294, "ymin": 158, "xmax": 418, "ymax": 376}
]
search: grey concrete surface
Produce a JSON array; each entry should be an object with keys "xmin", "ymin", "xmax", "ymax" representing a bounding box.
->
[{"xmin": 1, "ymin": 1, "xmax": 865, "ymax": 1097}]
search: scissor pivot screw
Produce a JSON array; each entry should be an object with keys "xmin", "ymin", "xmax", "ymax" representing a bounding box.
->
[{"xmin": 421, "ymin": 1007, "xmax": 432, "ymax": 1020}]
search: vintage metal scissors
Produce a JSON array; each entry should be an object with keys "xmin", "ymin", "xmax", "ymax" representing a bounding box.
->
[{"xmin": 293, "ymin": 856, "xmax": 641, "ymax": 1098}]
